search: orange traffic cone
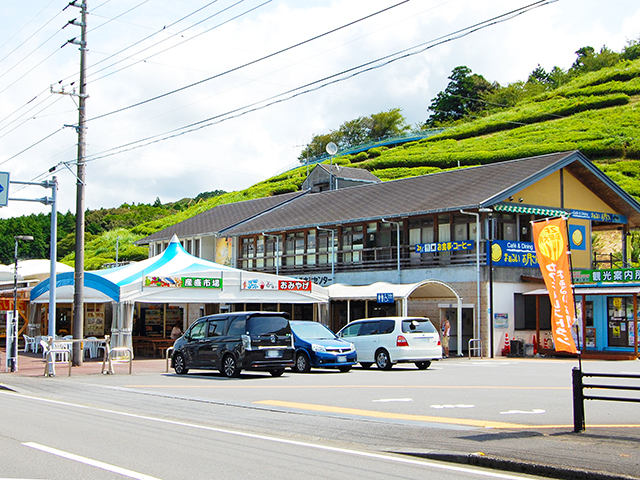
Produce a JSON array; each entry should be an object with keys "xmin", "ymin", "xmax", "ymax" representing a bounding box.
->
[
  {"xmin": 532, "ymin": 335, "xmax": 537, "ymax": 355},
  {"xmin": 543, "ymin": 337, "xmax": 548, "ymax": 349},
  {"xmin": 502, "ymin": 333, "xmax": 510, "ymax": 356}
]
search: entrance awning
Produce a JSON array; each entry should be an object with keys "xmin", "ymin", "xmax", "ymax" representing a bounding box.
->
[
  {"xmin": 494, "ymin": 203, "xmax": 567, "ymax": 217},
  {"xmin": 524, "ymin": 285, "xmax": 640, "ymax": 295},
  {"xmin": 327, "ymin": 280, "xmax": 460, "ymax": 301}
]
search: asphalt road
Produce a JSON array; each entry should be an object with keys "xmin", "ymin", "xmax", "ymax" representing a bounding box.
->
[{"xmin": 1, "ymin": 356, "xmax": 639, "ymax": 479}]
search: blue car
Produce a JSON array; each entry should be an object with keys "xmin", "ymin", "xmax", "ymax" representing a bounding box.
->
[{"xmin": 290, "ymin": 321, "xmax": 357, "ymax": 373}]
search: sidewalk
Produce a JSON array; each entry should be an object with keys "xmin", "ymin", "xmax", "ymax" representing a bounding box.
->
[{"xmin": 1, "ymin": 350, "xmax": 170, "ymax": 377}]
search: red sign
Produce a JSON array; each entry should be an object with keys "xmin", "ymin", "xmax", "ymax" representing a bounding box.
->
[
  {"xmin": 532, "ymin": 218, "xmax": 578, "ymax": 354},
  {"xmin": 278, "ymin": 280, "xmax": 311, "ymax": 291}
]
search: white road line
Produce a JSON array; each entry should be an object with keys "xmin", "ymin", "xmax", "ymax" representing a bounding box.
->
[
  {"xmin": 431, "ymin": 404, "xmax": 475, "ymax": 409},
  {"xmin": 8, "ymin": 392, "xmax": 531, "ymax": 480},
  {"xmin": 499, "ymin": 409, "xmax": 546, "ymax": 415},
  {"xmin": 372, "ymin": 398, "xmax": 413, "ymax": 403},
  {"xmin": 23, "ymin": 442, "xmax": 161, "ymax": 480}
]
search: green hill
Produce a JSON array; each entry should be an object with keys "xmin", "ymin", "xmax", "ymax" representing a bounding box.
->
[
  {"xmin": 6, "ymin": 55, "xmax": 640, "ymax": 269},
  {"xmin": 119, "ymin": 59, "xmax": 640, "ymax": 267}
]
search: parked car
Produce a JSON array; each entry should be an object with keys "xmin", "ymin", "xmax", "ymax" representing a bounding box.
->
[
  {"xmin": 171, "ymin": 311, "xmax": 295, "ymax": 377},
  {"xmin": 289, "ymin": 320, "xmax": 357, "ymax": 373},
  {"xmin": 337, "ymin": 317, "xmax": 441, "ymax": 370}
]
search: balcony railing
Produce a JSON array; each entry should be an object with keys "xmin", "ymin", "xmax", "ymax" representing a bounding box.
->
[{"xmin": 239, "ymin": 245, "xmax": 485, "ymax": 275}]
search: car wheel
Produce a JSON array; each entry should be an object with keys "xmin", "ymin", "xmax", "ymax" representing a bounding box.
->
[
  {"xmin": 360, "ymin": 362, "xmax": 372, "ymax": 369},
  {"xmin": 294, "ymin": 352, "xmax": 311, "ymax": 373},
  {"xmin": 415, "ymin": 361, "xmax": 431, "ymax": 370},
  {"xmin": 375, "ymin": 349, "xmax": 393, "ymax": 370},
  {"xmin": 270, "ymin": 368, "xmax": 285, "ymax": 377},
  {"xmin": 221, "ymin": 354, "xmax": 240, "ymax": 378},
  {"xmin": 338, "ymin": 366, "xmax": 351, "ymax": 373},
  {"xmin": 173, "ymin": 353, "xmax": 189, "ymax": 375}
]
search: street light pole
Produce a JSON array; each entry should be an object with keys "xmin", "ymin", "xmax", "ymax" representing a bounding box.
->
[{"xmin": 10, "ymin": 235, "xmax": 34, "ymax": 372}]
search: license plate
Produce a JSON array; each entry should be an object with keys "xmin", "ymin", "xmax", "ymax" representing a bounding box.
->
[
  {"xmin": 265, "ymin": 349, "xmax": 283, "ymax": 358},
  {"xmin": 338, "ymin": 355, "xmax": 347, "ymax": 363}
]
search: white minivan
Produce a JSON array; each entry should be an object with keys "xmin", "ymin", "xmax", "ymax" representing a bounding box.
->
[{"xmin": 337, "ymin": 317, "xmax": 442, "ymax": 370}]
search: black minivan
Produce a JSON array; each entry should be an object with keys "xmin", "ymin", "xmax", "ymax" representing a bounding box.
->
[{"xmin": 171, "ymin": 311, "xmax": 295, "ymax": 377}]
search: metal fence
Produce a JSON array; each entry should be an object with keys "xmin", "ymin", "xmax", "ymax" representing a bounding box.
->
[{"xmin": 572, "ymin": 367, "xmax": 640, "ymax": 432}]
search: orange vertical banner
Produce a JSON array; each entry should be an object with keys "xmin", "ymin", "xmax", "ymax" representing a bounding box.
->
[{"xmin": 532, "ymin": 217, "xmax": 578, "ymax": 354}]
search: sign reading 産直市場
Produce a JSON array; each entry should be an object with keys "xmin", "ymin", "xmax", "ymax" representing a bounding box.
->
[
  {"xmin": 144, "ymin": 276, "xmax": 222, "ymax": 288},
  {"xmin": 532, "ymin": 218, "xmax": 578, "ymax": 354}
]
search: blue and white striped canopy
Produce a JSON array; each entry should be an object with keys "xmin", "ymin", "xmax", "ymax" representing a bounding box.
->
[{"xmin": 31, "ymin": 235, "xmax": 328, "ymax": 304}]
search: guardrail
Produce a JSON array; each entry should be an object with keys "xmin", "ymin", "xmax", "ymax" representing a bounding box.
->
[
  {"xmin": 101, "ymin": 345, "xmax": 133, "ymax": 375},
  {"xmin": 42, "ymin": 336, "xmax": 107, "ymax": 377},
  {"xmin": 572, "ymin": 367, "xmax": 640, "ymax": 432},
  {"xmin": 468, "ymin": 338, "xmax": 482, "ymax": 358},
  {"xmin": 165, "ymin": 346, "xmax": 174, "ymax": 373}
]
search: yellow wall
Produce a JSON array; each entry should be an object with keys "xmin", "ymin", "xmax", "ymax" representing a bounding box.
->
[{"xmin": 507, "ymin": 169, "xmax": 622, "ymax": 270}]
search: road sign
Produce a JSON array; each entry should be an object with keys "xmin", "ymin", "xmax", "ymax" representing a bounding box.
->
[{"xmin": 0, "ymin": 172, "xmax": 9, "ymax": 206}]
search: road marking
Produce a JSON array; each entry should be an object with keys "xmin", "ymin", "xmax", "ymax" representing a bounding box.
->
[
  {"xmin": 5, "ymin": 394, "xmax": 540, "ymax": 480},
  {"xmin": 373, "ymin": 398, "xmax": 413, "ymax": 403},
  {"xmin": 255, "ymin": 400, "xmax": 522, "ymax": 429},
  {"xmin": 500, "ymin": 409, "xmax": 546, "ymax": 415},
  {"xmin": 124, "ymin": 384, "xmax": 569, "ymax": 390},
  {"xmin": 23, "ymin": 442, "xmax": 161, "ymax": 480},
  {"xmin": 431, "ymin": 404, "xmax": 475, "ymax": 409}
]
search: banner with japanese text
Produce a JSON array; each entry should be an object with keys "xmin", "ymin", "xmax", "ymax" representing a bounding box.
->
[{"xmin": 532, "ymin": 218, "xmax": 578, "ymax": 354}]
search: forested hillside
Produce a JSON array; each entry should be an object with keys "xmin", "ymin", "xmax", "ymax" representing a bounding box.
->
[{"xmin": 3, "ymin": 42, "xmax": 640, "ymax": 269}]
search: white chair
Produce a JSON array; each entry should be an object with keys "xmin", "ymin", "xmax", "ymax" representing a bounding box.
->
[
  {"xmin": 23, "ymin": 334, "xmax": 36, "ymax": 353},
  {"xmin": 84, "ymin": 337, "xmax": 99, "ymax": 359}
]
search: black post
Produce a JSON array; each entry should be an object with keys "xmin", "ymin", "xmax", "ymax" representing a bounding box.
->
[{"xmin": 572, "ymin": 367, "xmax": 585, "ymax": 432}]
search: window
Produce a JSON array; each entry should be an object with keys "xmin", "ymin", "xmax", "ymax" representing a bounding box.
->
[
  {"xmin": 340, "ymin": 323, "xmax": 362, "ymax": 337},
  {"xmin": 285, "ymin": 233, "xmax": 295, "ymax": 266},
  {"xmin": 189, "ymin": 321, "xmax": 207, "ymax": 340},
  {"xmin": 241, "ymin": 237, "xmax": 255, "ymax": 269},
  {"xmin": 360, "ymin": 321, "xmax": 380, "ymax": 336},
  {"xmin": 379, "ymin": 319, "xmax": 395, "ymax": 334},
  {"xmin": 207, "ymin": 318, "xmax": 227, "ymax": 337},
  {"xmin": 307, "ymin": 229, "xmax": 316, "ymax": 265},
  {"xmin": 514, "ymin": 294, "xmax": 551, "ymax": 330},
  {"xmin": 227, "ymin": 317, "xmax": 246, "ymax": 336},
  {"xmin": 256, "ymin": 237, "xmax": 264, "ymax": 268},
  {"xmin": 342, "ymin": 226, "xmax": 363, "ymax": 263}
]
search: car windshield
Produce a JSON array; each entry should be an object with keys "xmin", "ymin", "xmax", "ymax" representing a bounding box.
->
[
  {"xmin": 291, "ymin": 322, "xmax": 335, "ymax": 340},
  {"xmin": 401, "ymin": 319, "xmax": 437, "ymax": 334},
  {"xmin": 247, "ymin": 315, "xmax": 290, "ymax": 336}
]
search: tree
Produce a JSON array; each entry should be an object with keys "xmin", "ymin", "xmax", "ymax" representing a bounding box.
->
[
  {"xmin": 570, "ymin": 46, "xmax": 620, "ymax": 73},
  {"xmin": 425, "ymin": 66, "xmax": 495, "ymax": 126},
  {"xmin": 298, "ymin": 108, "xmax": 409, "ymax": 162}
]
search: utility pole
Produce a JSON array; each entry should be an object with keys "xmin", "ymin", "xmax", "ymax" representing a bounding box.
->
[{"xmin": 66, "ymin": 1, "xmax": 88, "ymax": 366}]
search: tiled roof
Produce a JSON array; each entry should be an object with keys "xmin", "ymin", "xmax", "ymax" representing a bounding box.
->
[
  {"xmin": 221, "ymin": 151, "xmax": 640, "ymax": 235},
  {"xmin": 136, "ymin": 191, "xmax": 306, "ymax": 244},
  {"xmin": 318, "ymin": 164, "xmax": 381, "ymax": 182}
]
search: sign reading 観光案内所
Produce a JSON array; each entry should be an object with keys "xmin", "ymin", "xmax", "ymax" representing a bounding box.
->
[{"xmin": 573, "ymin": 268, "xmax": 640, "ymax": 284}]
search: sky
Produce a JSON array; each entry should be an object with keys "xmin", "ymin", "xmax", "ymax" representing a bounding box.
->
[{"xmin": 1, "ymin": 0, "xmax": 639, "ymax": 219}]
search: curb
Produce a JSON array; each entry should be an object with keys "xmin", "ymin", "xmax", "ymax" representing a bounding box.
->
[{"xmin": 397, "ymin": 452, "xmax": 640, "ymax": 480}]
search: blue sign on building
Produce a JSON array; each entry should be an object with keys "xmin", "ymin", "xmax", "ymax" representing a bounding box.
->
[
  {"xmin": 377, "ymin": 293, "xmax": 394, "ymax": 303},
  {"xmin": 570, "ymin": 209, "xmax": 627, "ymax": 224},
  {"xmin": 415, "ymin": 240, "xmax": 475, "ymax": 253},
  {"xmin": 489, "ymin": 240, "xmax": 539, "ymax": 268}
]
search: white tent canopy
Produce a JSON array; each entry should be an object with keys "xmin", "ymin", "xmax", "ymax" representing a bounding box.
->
[
  {"xmin": 328, "ymin": 280, "xmax": 464, "ymax": 353},
  {"xmin": 31, "ymin": 235, "xmax": 329, "ymax": 348}
]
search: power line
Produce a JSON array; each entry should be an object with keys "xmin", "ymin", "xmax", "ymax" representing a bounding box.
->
[
  {"xmin": 80, "ymin": 0, "xmax": 555, "ymax": 163},
  {"xmin": 0, "ymin": 0, "xmax": 62, "ymax": 65},
  {"xmin": 55, "ymin": 0, "xmax": 237, "ymax": 90},
  {"xmin": 86, "ymin": 0, "xmax": 410, "ymax": 122}
]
